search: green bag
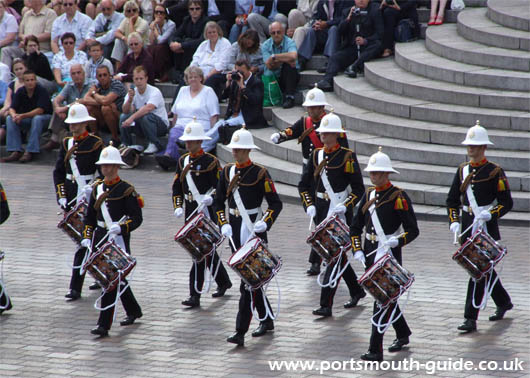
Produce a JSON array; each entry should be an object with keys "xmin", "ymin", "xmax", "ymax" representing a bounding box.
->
[{"xmin": 262, "ymin": 74, "xmax": 283, "ymax": 107}]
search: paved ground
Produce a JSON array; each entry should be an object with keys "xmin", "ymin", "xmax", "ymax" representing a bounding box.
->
[{"xmin": 0, "ymin": 163, "xmax": 528, "ymax": 378}]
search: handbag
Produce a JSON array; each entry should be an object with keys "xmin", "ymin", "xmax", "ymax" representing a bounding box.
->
[
  {"xmin": 218, "ymin": 123, "xmax": 243, "ymax": 145},
  {"xmin": 394, "ymin": 19, "xmax": 418, "ymax": 43},
  {"xmin": 262, "ymin": 74, "xmax": 283, "ymax": 107},
  {"xmin": 451, "ymin": 0, "xmax": 465, "ymax": 10}
]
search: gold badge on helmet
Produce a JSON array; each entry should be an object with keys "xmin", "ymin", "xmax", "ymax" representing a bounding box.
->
[
  {"xmin": 234, "ymin": 134, "xmax": 240, "ymax": 142},
  {"xmin": 309, "ymin": 93, "xmax": 315, "ymax": 100},
  {"xmin": 323, "ymin": 119, "xmax": 328, "ymax": 126},
  {"xmin": 185, "ymin": 126, "xmax": 191, "ymax": 134},
  {"xmin": 71, "ymin": 109, "xmax": 76, "ymax": 116},
  {"xmin": 370, "ymin": 156, "xmax": 376, "ymax": 164},
  {"xmin": 102, "ymin": 150, "xmax": 108, "ymax": 157},
  {"xmin": 469, "ymin": 130, "xmax": 475, "ymax": 139}
]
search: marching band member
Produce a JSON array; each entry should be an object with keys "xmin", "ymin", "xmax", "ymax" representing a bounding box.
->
[
  {"xmin": 172, "ymin": 118, "xmax": 232, "ymax": 308},
  {"xmin": 214, "ymin": 127, "xmax": 283, "ymax": 347},
  {"xmin": 350, "ymin": 147, "xmax": 419, "ymax": 361},
  {"xmin": 270, "ymin": 85, "xmax": 348, "ymax": 275},
  {"xmin": 298, "ymin": 112, "xmax": 366, "ymax": 317},
  {"xmin": 81, "ymin": 144, "xmax": 143, "ymax": 337},
  {"xmin": 0, "ymin": 182, "xmax": 12, "ymax": 315},
  {"xmin": 52, "ymin": 103, "xmax": 103, "ymax": 301},
  {"xmin": 446, "ymin": 122, "xmax": 513, "ymax": 333}
]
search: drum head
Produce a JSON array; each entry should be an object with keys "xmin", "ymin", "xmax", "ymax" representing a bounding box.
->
[
  {"xmin": 175, "ymin": 212, "xmax": 204, "ymax": 239},
  {"xmin": 229, "ymin": 237, "xmax": 260, "ymax": 266}
]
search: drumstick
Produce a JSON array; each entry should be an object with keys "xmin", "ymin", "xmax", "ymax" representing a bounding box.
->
[
  {"xmin": 365, "ymin": 232, "xmax": 406, "ymax": 258},
  {"xmin": 228, "ymin": 236, "xmax": 237, "ymax": 251},
  {"xmin": 458, "ymin": 206, "xmax": 493, "ymax": 238},
  {"xmin": 308, "ymin": 217, "xmax": 313, "ymax": 230},
  {"xmin": 453, "ymin": 232, "xmax": 459, "ymax": 245}
]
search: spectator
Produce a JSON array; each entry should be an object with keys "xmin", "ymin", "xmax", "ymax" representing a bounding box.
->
[
  {"xmin": 49, "ymin": 0, "xmax": 64, "ymax": 17},
  {"xmin": 317, "ymin": 0, "xmax": 383, "ymax": 91},
  {"xmin": 21, "ymin": 35, "xmax": 55, "ymax": 94},
  {"xmin": 0, "ymin": 0, "xmax": 18, "ymax": 49},
  {"xmin": 428, "ymin": 0, "xmax": 447, "ymax": 25},
  {"xmin": 82, "ymin": 65, "xmax": 126, "ymax": 145},
  {"xmin": 247, "ymin": 0, "xmax": 294, "ymax": 42},
  {"xmin": 83, "ymin": 0, "xmax": 98, "ymax": 19},
  {"xmin": 261, "ymin": 21, "xmax": 299, "ymax": 108},
  {"xmin": 119, "ymin": 65, "xmax": 169, "ymax": 155},
  {"xmin": 0, "ymin": 0, "xmax": 57, "ymax": 68},
  {"xmin": 287, "ymin": 0, "xmax": 319, "ymax": 45},
  {"xmin": 42, "ymin": 64, "xmax": 91, "ymax": 150},
  {"xmin": 52, "ymin": 32, "xmax": 88, "ymax": 88},
  {"xmin": 84, "ymin": 41, "xmax": 114, "ymax": 85},
  {"xmin": 0, "ymin": 58, "xmax": 26, "ymax": 143},
  {"xmin": 380, "ymin": 0, "xmax": 418, "ymax": 57},
  {"xmin": 86, "ymin": 0, "xmax": 125, "ymax": 60},
  {"xmin": 50, "ymin": 0, "xmax": 92, "ymax": 54},
  {"xmin": 147, "ymin": 4, "xmax": 175, "ymax": 81},
  {"xmin": 225, "ymin": 29, "xmax": 264, "ymax": 74},
  {"xmin": 112, "ymin": 0, "xmax": 149, "ymax": 67},
  {"xmin": 227, "ymin": 0, "xmax": 255, "ymax": 43},
  {"xmin": 168, "ymin": 0, "xmax": 207, "ymax": 79},
  {"xmin": 297, "ymin": 0, "xmax": 353, "ymax": 71},
  {"xmin": 157, "ymin": 66, "xmax": 218, "ymax": 165},
  {"xmin": 115, "ymin": 32, "xmax": 154, "ymax": 84},
  {"xmin": 202, "ymin": 0, "xmax": 235, "ymax": 37},
  {"xmin": 1, "ymin": 69, "xmax": 52, "ymax": 163},
  {"xmin": 4, "ymin": 0, "xmax": 21, "ymax": 23}
]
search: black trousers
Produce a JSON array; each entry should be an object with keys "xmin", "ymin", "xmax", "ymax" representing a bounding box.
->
[
  {"xmin": 464, "ymin": 270, "xmax": 511, "ymax": 320},
  {"xmin": 98, "ymin": 282, "xmax": 142, "ymax": 330},
  {"xmin": 204, "ymin": 73, "xmax": 227, "ymax": 100},
  {"xmin": 278, "ymin": 63, "xmax": 300, "ymax": 96},
  {"xmin": 324, "ymin": 40, "xmax": 382, "ymax": 81},
  {"xmin": 0, "ymin": 282, "xmax": 10, "ymax": 308},
  {"xmin": 369, "ymin": 301, "xmax": 411, "ymax": 354},
  {"xmin": 382, "ymin": 6, "xmax": 419, "ymax": 50},
  {"xmin": 173, "ymin": 48, "xmax": 195, "ymax": 72},
  {"xmin": 69, "ymin": 247, "xmax": 88, "ymax": 293},
  {"xmin": 320, "ymin": 256, "xmax": 364, "ymax": 308},
  {"xmin": 189, "ymin": 251, "xmax": 232, "ymax": 297}
]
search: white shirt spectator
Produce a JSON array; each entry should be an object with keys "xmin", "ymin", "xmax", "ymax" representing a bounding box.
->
[
  {"xmin": 207, "ymin": 0, "xmax": 220, "ymax": 17},
  {"xmin": 154, "ymin": 19, "xmax": 176, "ymax": 44},
  {"xmin": 51, "ymin": 10, "xmax": 93, "ymax": 50},
  {"xmin": 52, "ymin": 50, "xmax": 88, "ymax": 80},
  {"xmin": 171, "ymin": 85, "xmax": 219, "ymax": 132},
  {"xmin": 125, "ymin": 84, "xmax": 169, "ymax": 126},
  {"xmin": 191, "ymin": 37, "xmax": 232, "ymax": 76},
  {"xmin": 88, "ymin": 11, "xmax": 125, "ymax": 46},
  {"xmin": 0, "ymin": 12, "xmax": 17, "ymax": 48},
  {"xmin": 84, "ymin": 57, "xmax": 114, "ymax": 84},
  {"xmin": 0, "ymin": 62, "xmax": 10, "ymax": 82}
]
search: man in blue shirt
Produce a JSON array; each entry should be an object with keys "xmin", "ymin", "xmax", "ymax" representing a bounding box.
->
[{"xmin": 261, "ymin": 21, "xmax": 299, "ymax": 108}]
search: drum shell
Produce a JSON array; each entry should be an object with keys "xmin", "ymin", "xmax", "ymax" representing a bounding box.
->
[
  {"xmin": 57, "ymin": 201, "xmax": 88, "ymax": 245},
  {"xmin": 174, "ymin": 212, "xmax": 224, "ymax": 262},
  {"xmin": 306, "ymin": 215, "xmax": 351, "ymax": 264}
]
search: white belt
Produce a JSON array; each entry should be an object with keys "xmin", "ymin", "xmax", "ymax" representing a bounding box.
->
[
  {"xmin": 66, "ymin": 173, "xmax": 95, "ymax": 183},
  {"xmin": 316, "ymin": 190, "xmax": 348, "ymax": 201},
  {"xmin": 97, "ymin": 220, "xmax": 107, "ymax": 228},
  {"xmin": 229, "ymin": 207, "xmax": 259, "ymax": 217}
]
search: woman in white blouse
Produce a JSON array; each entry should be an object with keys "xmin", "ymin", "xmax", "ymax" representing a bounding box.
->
[
  {"xmin": 191, "ymin": 21, "xmax": 232, "ymax": 82},
  {"xmin": 52, "ymin": 32, "xmax": 88, "ymax": 88},
  {"xmin": 147, "ymin": 4, "xmax": 175, "ymax": 81},
  {"xmin": 155, "ymin": 66, "xmax": 219, "ymax": 169}
]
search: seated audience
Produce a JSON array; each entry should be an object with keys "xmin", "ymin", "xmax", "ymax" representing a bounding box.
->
[
  {"xmin": 286, "ymin": 0, "xmax": 319, "ymax": 45},
  {"xmin": 21, "ymin": 35, "xmax": 55, "ymax": 94},
  {"xmin": 115, "ymin": 32, "xmax": 154, "ymax": 84},
  {"xmin": 147, "ymin": 4, "xmax": 175, "ymax": 81},
  {"xmin": 86, "ymin": 0, "xmax": 125, "ymax": 59},
  {"xmin": 247, "ymin": 0, "xmax": 294, "ymax": 42},
  {"xmin": 0, "ymin": 58, "xmax": 26, "ymax": 143},
  {"xmin": 52, "ymin": 32, "xmax": 88, "ymax": 88},
  {"xmin": 84, "ymin": 41, "xmax": 114, "ymax": 85},
  {"xmin": 225, "ymin": 29, "xmax": 264, "ymax": 75},
  {"xmin": 380, "ymin": 0, "xmax": 419, "ymax": 57},
  {"xmin": 50, "ymin": 0, "xmax": 92, "ymax": 54},
  {"xmin": 0, "ymin": 0, "xmax": 18, "ymax": 49},
  {"xmin": 112, "ymin": 0, "xmax": 149, "ymax": 67}
]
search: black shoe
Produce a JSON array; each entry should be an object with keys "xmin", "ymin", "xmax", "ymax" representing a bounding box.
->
[
  {"xmin": 317, "ymin": 79, "xmax": 333, "ymax": 92},
  {"xmin": 489, "ymin": 303, "xmax": 513, "ymax": 321},
  {"xmin": 457, "ymin": 319, "xmax": 477, "ymax": 332},
  {"xmin": 89, "ymin": 282, "xmax": 101, "ymax": 290},
  {"xmin": 344, "ymin": 290, "xmax": 367, "ymax": 308},
  {"xmin": 182, "ymin": 295, "xmax": 200, "ymax": 308},
  {"xmin": 360, "ymin": 351, "xmax": 383, "ymax": 361},
  {"xmin": 227, "ymin": 332, "xmax": 245, "ymax": 346},
  {"xmin": 155, "ymin": 154, "xmax": 177, "ymax": 171},
  {"xmin": 90, "ymin": 326, "xmax": 109, "ymax": 337},
  {"xmin": 306, "ymin": 262, "xmax": 320, "ymax": 276},
  {"xmin": 65, "ymin": 290, "xmax": 81, "ymax": 301},
  {"xmin": 212, "ymin": 282, "xmax": 232, "ymax": 298},
  {"xmin": 317, "ymin": 65, "xmax": 328, "ymax": 74},
  {"xmin": 252, "ymin": 321, "xmax": 274, "ymax": 337},
  {"xmin": 388, "ymin": 337, "xmax": 409, "ymax": 352},
  {"xmin": 120, "ymin": 313, "xmax": 143, "ymax": 326},
  {"xmin": 345, "ymin": 65, "xmax": 358, "ymax": 78},
  {"xmin": 0, "ymin": 301, "xmax": 12, "ymax": 314},
  {"xmin": 298, "ymin": 57, "xmax": 307, "ymax": 71},
  {"xmin": 312, "ymin": 306, "xmax": 332, "ymax": 317},
  {"xmin": 282, "ymin": 96, "xmax": 295, "ymax": 109}
]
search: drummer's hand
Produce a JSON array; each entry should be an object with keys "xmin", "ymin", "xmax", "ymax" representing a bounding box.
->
[
  {"xmin": 221, "ymin": 224, "xmax": 233, "ymax": 238},
  {"xmin": 450, "ymin": 222, "xmax": 460, "ymax": 234},
  {"xmin": 174, "ymin": 207, "xmax": 184, "ymax": 218},
  {"xmin": 253, "ymin": 220, "xmax": 267, "ymax": 234},
  {"xmin": 270, "ymin": 132, "xmax": 280, "ymax": 144},
  {"xmin": 109, "ymin": 223, "xmax": 121, "ymax": 236},
  {"xmin": 80, "ymin": 238, "xmax": 92, "ymax": 249},
  {"xmin": 332, "ymin": 204, "xmax": 347, "ymax": 215},
  {"xmin": 58, "ymin": 198, "xmax": 67, "ymax": 209},
  {"xmin": 353, "ymin": 250, "xmax": 365, "ymax": 264},
  {"xmin": 82, "ymin": 184, "xmax": 93, "ymax": 198},
  {"xmin": 306, "ymin": 205, "xmax": 316, "ymax": 218},
  {"xmin": 201, "ymin": 195, "xmax": 213, "ymax": 207},
  {"xmin": 476, "ymin": 210, "xmax": 492, "ymax": 221},
  {"xmin": 384, "ymin": 236, "xmax": 399, "ymax": 248}
]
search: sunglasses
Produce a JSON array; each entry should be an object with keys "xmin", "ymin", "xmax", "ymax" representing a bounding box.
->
[
  {"xmin": 128, "ymin": 42, "xmax": 140, "ymax": 46},
  {"xmin": 270, "ymin": 31, "xmax": 282, "ymax": 35},
  {"xmin": 97, "ymin": 73, "xmax": 108, "ymax": 77},
  {"xmin": 101, "ymin": 7, "xmax": 111, "ymax": 10},
  {"xmin": 54, "ymin": 2, "xmax": 63, "ymax": 5},
  {"xmin": 188, "ymin": 7, "xmax": 201, "ymax": 11},
  {"xmin": 126, "ymin": 8, "xmax": 138, "ymax": 13},
  {"xmin": 155, "ymin": 10, "xmax": 165, "ymax": 14},
  {"xmin": 63, "ymin": 41, "xmax": 75, "ymax": 45}
]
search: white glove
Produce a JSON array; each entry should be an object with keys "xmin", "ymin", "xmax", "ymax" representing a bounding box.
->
[
  {"xmin": 306, "ymin": 205, "xmax": 316, "ymax": 218},
  {"xmin": 80, "ymin": 238, "xmax": 92, "ymax": 249},
  {"xmin": 174, "ymin": 207, "xmax": 184, "ymax": 218},
  {"xmin": 253, "ymin": 220, "xmax": 267, "ymax": 234},
  {"xmin": 353, "ymin": 251, "xmax": 365, "ymax": 264},
  {"xmin": 450, "ymin": 222, "xmax": 460, "ymax": 234},
  {"xmin": 201, "ymin": 195, "xmax": 213, "ymax": 207},
  {"xmin": 270, "ymin": 133, "xmax": 280, "ymax": 144},
  {"xmin": 221, "ymin": 224, "xmax": 233, "ymax": 238},
  {"xmin": 109, "ymin": 223, "xmax": 121, "ymax": 236},
  {"xmin": 58, "ymin": 198, "xmax": 67, "ymax": 209},
  {"xmin": 333, "ymin": 204, "xmax": 347, "ymax": 215},
  {"xmin": 384, "ymin": 236, "xmax": 399, "ymax": 248},
  {"xmin": 476, "ymin": 210, "xmax": 492, "ymax": 221},
  {"xmin": 82, "ymin": 184, "xmax": 93, "ymax": 197}
]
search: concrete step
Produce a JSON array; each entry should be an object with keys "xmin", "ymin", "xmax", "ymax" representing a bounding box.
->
[
  {"xmin": 487, "ymin": 0, "xmax": 530, "ymax": 31},
  {"xmin": 426, "ymin": 24, "xmax": 530, "ymax": 72},
  {"xmin": 216, "ymin": 137, "xmax": 530, "ymax": 212},
  {"xmin": 395, "ymin": 41, "xmax": 530, "ymax": 91},
  {"xmin": 333, "ymin": 74, "xmax": 530, "ymax": 132},
  {"xmin": 457, "ymin": 8, "xmax": 530, "ymax": 51},
  {"xmin": 417, "ymin": 0, "xmax": 487, "ymax": 6},
  {"xmin": 418, "ymin": 8, "xmax": 459, "ymax": 23},
  {"xmin": 365, "ymin": 58, "xmax": 530, "ymax": 113}
]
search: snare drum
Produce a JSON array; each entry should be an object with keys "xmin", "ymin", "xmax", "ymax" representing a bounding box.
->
[
  {"xmin": 175, "ymin": 212, "xmax": 224, "ymax": 262},
  {"xmin": 453, "ymin": 229, "xmax": 506, "ymax": 280},
  {"xmin": 306, "ymin": 215, "xmax": 351, "ymax": 264},
  {"xmin": 228, "ymin": 237, "xmax": 282, "ymax": 290},
  {"xmin": 84, "ymin": 240, "xmax": 136, "ymax": 292},
  {"xmin": 359, "ymin": 254, "xmax": 414, "ymax": 307},
  {"xmin": 57, "ymin": 200, "xmax": 87, "ymax": 245}
]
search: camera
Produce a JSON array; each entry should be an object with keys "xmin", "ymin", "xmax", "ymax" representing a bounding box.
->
[
  {"xmin": 231, "ymin": 71, "xmax": 241, "ymax": 81},
  {"xmin": 352, "ymin": 7, "xmax": 361, "ymax": 15}
]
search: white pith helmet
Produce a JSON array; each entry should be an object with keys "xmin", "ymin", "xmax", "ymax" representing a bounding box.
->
[
  {"xmin": 96, "ymin": 143, "xmax": 126, "ymax": 165},
  {"xmin": 364, "ymin": 146, "xmax": 399, "ymax": 174},
  {"xmin": 315, "ymin": 110, "xmax": 345, "ymax": 133},
  {"xmin": 65, "ymin": 103, "xmax": 96, "ymax": 124},
  {"xmin": 226, "ymin": 126, "xmax": 260, "ymax": 150},
  {"xmin": 179, "ymin": 117, "xmax": 212, "ymax": 141},
  {"xmin": 302, "ymin": 83, "xmax": 330, "ymax": 107},
  {"xmin": 461, "ymin": 120, "xmax": 494, "ymax": 145}
]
